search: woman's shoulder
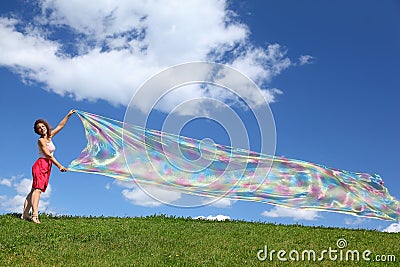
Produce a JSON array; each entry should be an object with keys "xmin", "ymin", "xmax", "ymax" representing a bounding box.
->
[{"xmin": 38, "ymin": 137, "xmax": 52, "ymax": 144}]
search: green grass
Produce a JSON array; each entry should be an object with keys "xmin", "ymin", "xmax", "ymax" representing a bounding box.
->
[{"xmin": 0, "ymin": 214, "xmax": 398, "ymax": 266}]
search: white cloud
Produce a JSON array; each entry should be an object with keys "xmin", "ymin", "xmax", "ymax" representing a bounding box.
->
[
  {"xmin": 0, "ymin": 176, "xmax": 51, "ymax": 213},
  {"xmin": 0, "ymin": 195, "xmax": 26, "ymax": 213},
  {"xmin": 121, "ymin": 185, "xmax": 182, "ymax": 207},
  {"xmin": 114, "ymin": 180, "xmax": 136, "ymax": 189},
  {"xmin": 201, "ymin": 196, "xmax": 234, "ymax": 208},
  {"xmin": 298, "ymin": 55, "xmax": 314, "ymax": 65},
  {"xmin": 14, "ymin": 178, "xmax": 33, "ymax": 196},
  {"xmin": 262, "ymin": 206, "xmax": 320, "ymax": 221},
  {"xmin": 0, "ymin": 178, "xmax": 12, "ymax": 187},
  {"xmin": 230, "ymin": 44, "xmax": 291, "ymax": 85},
  {"xmin": 0, "ymin": 0, "xmax": 304, "ymax": 112},
  {"xmin": 382, "ymin": 223, "xmax": 400, "ymax": 233},
  {"xmin": 194, "ymin": 214, "xmax": 230, "ymax": 221},
  {"xmin": 344, "ymin": 217, "xmax": 366, "ymax": 225}
]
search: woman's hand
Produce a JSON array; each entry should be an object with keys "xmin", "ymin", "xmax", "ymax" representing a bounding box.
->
[
  {"xmin": 59, "ymin": 165, "xmax": 67, "ymax": 172},
  {"xmin": 68, "ymin": 109, "xmax": 76, "ymax": 116}
]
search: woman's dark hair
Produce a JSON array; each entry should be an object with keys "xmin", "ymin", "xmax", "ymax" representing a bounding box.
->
[{"xmin": 34, "ymin": 119, "xmax": 52, "ymax": 137}]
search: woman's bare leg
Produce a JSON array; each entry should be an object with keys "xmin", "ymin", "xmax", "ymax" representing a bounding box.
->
[
  {"xmin": 21, "ymin": 189, "xmax": 33, "ymax": 219},
  {"xmin": 31, "ymin": 189, "xmax": 42, "ymax": 224}
]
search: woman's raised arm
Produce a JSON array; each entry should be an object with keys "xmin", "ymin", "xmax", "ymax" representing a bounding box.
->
[{"xmin": 51, "ymin": 109, "xmax": 75, "ymax": 137}]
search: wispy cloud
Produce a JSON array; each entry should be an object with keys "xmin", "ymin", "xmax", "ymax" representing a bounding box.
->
[
  {"xmin": 298, "ymin": 55, "xmax": 314, "ymax": 65},
  {"xmin": 0, "ymin": 0, "xmax": 307, "ymax": 112},
  {"xmin": 344, "ymin": 217, "xmax": 366, "ymax": 225},
  {"xmin": 262, "ymin": 206, "xmax": 320, "ymax": 221},
  {"xmin": 201, "ymin": 196, "xmax": 235, "ymax": 208},
  {"xmin": 121, "ymin": 186, "xmax": 181, "ymax": 207},
  {"xmin": 0, "ymin": 178, "xmax": 12, "ymax": 187}
]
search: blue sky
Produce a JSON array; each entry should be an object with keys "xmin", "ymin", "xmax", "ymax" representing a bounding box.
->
[{"xmin": 0, "ymin": 0, "xmax": 399, "ymax": 232}]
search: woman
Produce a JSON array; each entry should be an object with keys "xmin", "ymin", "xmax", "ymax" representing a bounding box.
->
[{"xmin": 22, "ymin": 109, "xmax": 75, "ymax": 224}]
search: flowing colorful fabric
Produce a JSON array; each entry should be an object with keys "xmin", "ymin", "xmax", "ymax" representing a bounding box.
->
[{"xmin": 68, "ymin": 111, "xmax": 400, "ymax": 221}]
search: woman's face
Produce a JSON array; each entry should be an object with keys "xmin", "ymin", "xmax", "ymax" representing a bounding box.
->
[{"xmin": 36, "ymin": 123, "xmax": 47, "ymax": 136}]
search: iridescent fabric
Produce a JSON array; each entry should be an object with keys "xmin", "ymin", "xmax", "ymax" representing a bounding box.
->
[{"xmin": 68, "ymin": 111, "xmax": 400, "ymax": 221}]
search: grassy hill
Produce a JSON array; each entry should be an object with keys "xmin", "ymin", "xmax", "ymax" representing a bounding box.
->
[{"xmin": 0, "ymin": 214, "xmax": 398, "ymax": 266}]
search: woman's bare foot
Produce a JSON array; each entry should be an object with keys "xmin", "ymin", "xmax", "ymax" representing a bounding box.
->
[{"xmin": 30, "ymin": 215, "xmax": 41, "ymax": 224}]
